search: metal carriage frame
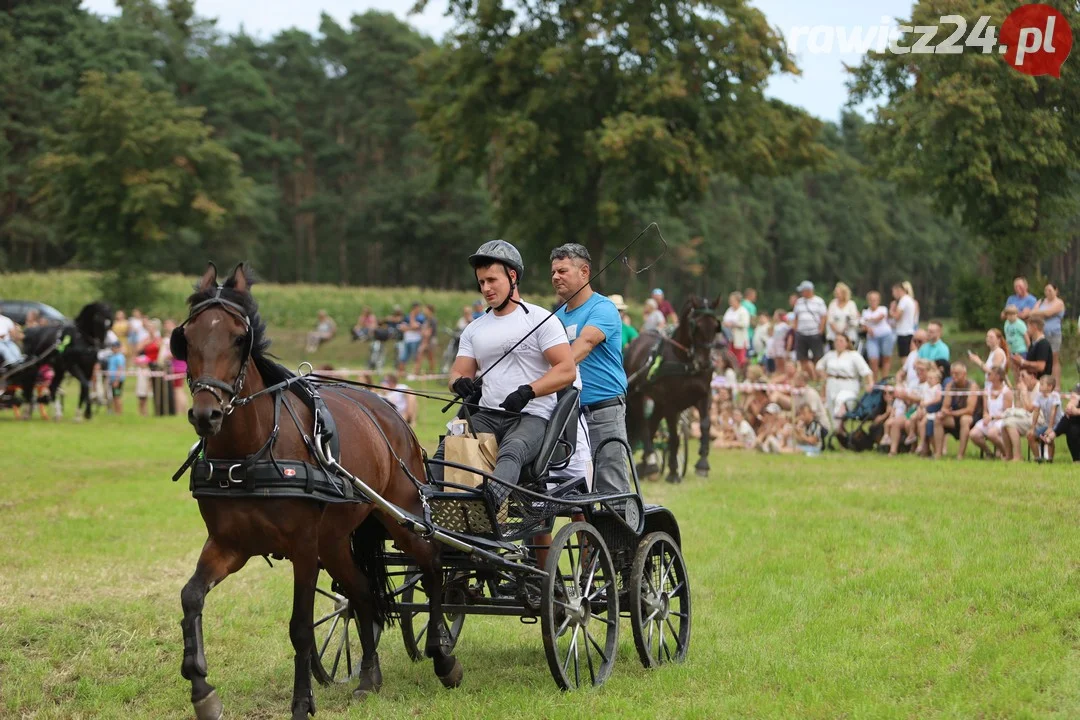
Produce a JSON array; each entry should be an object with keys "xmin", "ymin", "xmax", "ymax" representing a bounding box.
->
[{"xmin": 309, "ymin": 429, "xmax": 692, "ymax": 691}]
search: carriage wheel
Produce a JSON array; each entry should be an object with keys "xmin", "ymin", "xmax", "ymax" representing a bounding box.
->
[
  {"xmin": 629, "ymin": 532, "xmax": 691, "ymax": 668},
  {"xmin": 311, "ymin": 577, "xmax": 374, "ymax": 684},
  {"xmin": 400, "ymin": 568, "xmax": 466, "ymax": 662},
  {"xmin": 541, "ymin": 522, "xmax": 619, "ymax": 690}
]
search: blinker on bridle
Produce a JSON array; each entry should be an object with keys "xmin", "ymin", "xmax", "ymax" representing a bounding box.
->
[{"xmin": 178, "ymin": 288, "xmax": 254, "ymax": 416}]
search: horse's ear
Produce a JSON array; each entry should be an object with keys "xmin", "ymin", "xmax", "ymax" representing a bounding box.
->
[
  {"xmin": 198, "ymin": 262, "xmax": 218, "ymax": 291},
  {"xmin": 714, "ymin": 294, "xmax": 723, "ymax": 309},
  {"xmin": 228, "ymin": 263, "xmax": 249, "ymax": 293}
]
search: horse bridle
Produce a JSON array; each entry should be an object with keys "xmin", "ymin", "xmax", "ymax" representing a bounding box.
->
[
  {"xmin": 680, "ymin": 300, "xmax": 720, "ymax": 370},
  {"xmin": 177, "ymin": 290, "xmax": 254, "ymax": 416}
]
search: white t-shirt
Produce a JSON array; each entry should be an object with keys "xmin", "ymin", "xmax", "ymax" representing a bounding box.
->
[
  {"xmin": 722, "ymin": 306, "xmax": 751, "ymax": 349},
  {"xmin": 0, "ymin": 314, "xmax": 14, "ymax": 341},
  {"xmin": 861, "ymin": 306, "xmax": 891, "ymax": 338},
  {"xmin": 826, "ymin": 300, "xmax": 859, "ymax": 342},
  {"xmin": 385, "ymin": 384, "xmax": 410, "ymax": 417},
  {"xmin": 457, "ymin": 301, "xmax": 568, "ymax": 421},
  {"xmin": 895, "ymin": 295, "xmax": 917, "ymax": 335},
  {"xmin": 793, "ymin": 296, "xmax": 827, "ymax": 335},
  {"xmin": 816, "ymin": 350, "xmax": 872, "ymax": 380},
  {"xmin": 768, "ymin": 321, "xmax": 790, "ymax": 359},
  {"xmin": 735, "ymin": 420, "xmax": 756, "ymax": 447},
  {"xmin": 1033, "ymin": 390, "xmax": 1062, "ymax": 425},
  {"xmin": 902, "ymin": 351, "xmax": 920, "ymax": 390}
]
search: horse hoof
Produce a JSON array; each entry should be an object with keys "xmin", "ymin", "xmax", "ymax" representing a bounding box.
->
[
  {"xmin": 192, "ymin": 690, "xmax": 223, "ymax": 720},
  {"xmin": 695, "ymin": 467, "xmax": 709, "ymax": 478},
  {"xmin": 665, "ymin": 474, "xmax": 681, "ymax": 485},
  {"xmin": 637, "ymin": 463, "xmax": 660, "ymax": 477},
  {"xmin": 352, "ymin": 668, "xmax": 383, "ymax": 700},
  {"xmin": 438, "ymin": 657, "xmax": 464, "ymax": 689}
]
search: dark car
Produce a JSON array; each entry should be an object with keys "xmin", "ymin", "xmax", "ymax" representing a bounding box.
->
[{"xmin": 0, "ymin": 300, "xmax": 66, "ymax": 327}]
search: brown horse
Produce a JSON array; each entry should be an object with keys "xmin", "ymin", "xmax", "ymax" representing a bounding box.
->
[
  {"xmin": 175, "ymin": 263, "xmax": 460, "ymax": 720},
  {"xmin": 623, "ymin": 296, "xmax": 722, "ymax": 483}
]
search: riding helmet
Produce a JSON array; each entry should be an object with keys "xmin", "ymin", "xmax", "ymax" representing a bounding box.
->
[{"xmin": 468, "ymin": 240, "xmax": 524, "ymax": 282}]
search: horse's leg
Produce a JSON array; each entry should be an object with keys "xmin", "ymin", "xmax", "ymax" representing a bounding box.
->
[
  {"xmin": 48, "ymin": 367, "xmax": 65, "ymax": 421},
  {"xmin": 69, "ymin": 363, "xmax": 91, "ymax": 420},
  {"xmin": 665, "ymin": 411, "xmax": 682, "ymax": 484},
  {"xmin": 386, "ymin": 524, "xmax": 462, "ymax": 688},
  {"xmin": 180, "ymin": 539, "xmax": 249, "ymax": 720},
  {"xmin": 318, "ymin": 522, "xmax": 385, "ymax": 700},
  {"xmin": 639, "ymin": 403, "xmax": 662, "ymax": 475},
  {"xmin": 287, "ymin": 538, "xmax": 320, "ymax": 720},
  {"xmin": 695, "ymin": 394, "xmax": 711, "ymax": 477}
]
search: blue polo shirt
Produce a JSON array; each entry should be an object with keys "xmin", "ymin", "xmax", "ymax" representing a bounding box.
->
[
  {"xmin": 1004, "ymin": 294, "xmax": 1037, "ymax": 314},
  {"xmin": 917, "ymin": 339, "xmax": 950, "ymax": 362},
  {"xmin": 555, "ymin": 293, "xmax": 627, "ymax": 406}
]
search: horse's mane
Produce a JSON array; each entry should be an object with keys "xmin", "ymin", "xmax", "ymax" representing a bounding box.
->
[
  {"xmin": 184, "ymin": 267, "xmax": 295, "ymax": 387},
  {"xmin": 74, "ymin": 301, "xmax": 112, "ymax": 341}
]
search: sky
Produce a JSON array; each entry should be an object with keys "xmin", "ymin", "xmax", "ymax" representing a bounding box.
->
[{"xmin": 82, "ymin": 0, "xmax": 917, "ymax": 123}]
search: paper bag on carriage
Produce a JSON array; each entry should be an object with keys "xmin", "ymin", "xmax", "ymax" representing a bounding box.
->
[{"xmin": 443, "ymin": 420, "xmax": 499, "ymax": 490}]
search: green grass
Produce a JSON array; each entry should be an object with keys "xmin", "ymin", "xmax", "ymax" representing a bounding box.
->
[{"xmin": 3, "ymin": 399, "xmax": 1080, "ymax": 718}]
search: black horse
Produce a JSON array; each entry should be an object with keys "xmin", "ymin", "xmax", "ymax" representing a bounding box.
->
[
  {"xmin": 8, "ymin": 302, "xmax": 112, "ymax": 420},
  {"xmin": 623, "ymin": 296, "xmax": 722, "ymax": 483}
]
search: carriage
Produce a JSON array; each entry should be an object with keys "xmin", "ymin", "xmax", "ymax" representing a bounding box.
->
[{"xmin": 300, "ymin": 386, "xmax": 692, "ymax": 691}]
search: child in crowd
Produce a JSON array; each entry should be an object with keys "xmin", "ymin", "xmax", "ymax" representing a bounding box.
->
[
  {"xmin": 1030, "ymin": 374, "xmax": 1062, "ymax": 462},
  {"xmin": 733, "ymin": 408, "xmax": 757, "ymax": 449},
  {"xmin": 769, "ymin": 309, "xmax": 790, "ymax": 375},
  {"xmin": 793, "ymin": 403, "xmax": 825, "ymax": 455},
  {"xmin": 752, "ymin": 313, "xmax": 773, "ymax": 370},
  {"xmin": 756, "ymin": 403, "xmax": 793, "ymax": 453},
  {"xmin": 106, "ymin": 341, "xmax": 126, "ymax": 415},
  {"xmin": 1003, "ymin": 305, "xmax": 1028, "ymax": 357}
]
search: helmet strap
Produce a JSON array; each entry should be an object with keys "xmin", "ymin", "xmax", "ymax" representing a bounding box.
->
[{"xmin": 489, "ymin": 264, "xmax": 529, "ymax": 314}]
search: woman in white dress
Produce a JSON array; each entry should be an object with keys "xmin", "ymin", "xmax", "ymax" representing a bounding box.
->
[
  {"xmin": 968, "ymin": 366, "xmax": 1013, "ymax": 458},
  {"xmin": 826, "ymin": 282, "xmax": 860, "ymax": 349},
  {"xmin": 967, "ymin": 328, "xmax": 1008, "ymax": 384},
  {"xmin": 815, "ymin": 334, "xmax": 873, "ymax": 423}
]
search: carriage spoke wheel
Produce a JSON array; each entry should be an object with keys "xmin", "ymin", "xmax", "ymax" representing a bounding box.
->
[
  {"xmin": 541, "ymin": 522, "xmax": 619, "ymax": 690},
  {"xmin": 400, "ymin": 568, "xmax": 466, "ymax": 662},
  {"xmin": 630, "ymin": 532, "xmax": 691, "ymax": 668},
  {"xmin": 312, "ymin": 577, "xmax": 376, "ymax": 685}
]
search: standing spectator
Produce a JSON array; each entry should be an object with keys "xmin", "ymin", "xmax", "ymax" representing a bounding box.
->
[
  {"xmin": 1013, "ymin": 316, "xmax": 1053, "ymax": 379},
  {"xmin": 609, "ymin": 295, "xmax": 638, "ymax": 350},
  {"xmin": 652, "ymin": 288, "xmax": 677, "ymax": 325},
  {"xmin": 902, "ymin": 281, "xmax": 920, "ymax": 328},
  {"xmin": 1002, "ymin": 305, "xmax": 1028, "ymax": 362},
  {"xmin": 722, "ymin": 292, "xmax": 751, "ymax": 367},
  {"xmin": 815, "ymin": 333, "xmax": 873, "ymax": 423},
  {"xmin": 752, "ymin": 312, "xmax": 772, "ymax": 370},
  {"xmin": 382, "ymin": 373, "xmax": 417, "ymax": 425},
  {"xmin": 397, "ymin": 302, "xmax": 424, "ymax": 373},
  {"xmin": 932, "ymin": 362, "xmax": 980, "ymax": 459},
  {"xmin": 968, "ymin": 329, "xmax": 1008, "ymax": 382},
  {"xmin": 456, "ymin": 306, "xmax": 473, "ymax": 332},
  {"xmin": 968, "ymin": 366, "xmax": 1013, "ymax": 458},
  {"xmin": 471, "ymin": 300, "xmax": 485, "ymax": 320},
  {"xmin": 352, "ymin": 307, "xmax": 378, "ymax": 341},
  {"xmin": 112, "ymin": 310, "xmax": 129, "ymax": 356},
  {"xmin": 785, "ymin": 294, "xmax": 797, "ymax": 326},
  {"xmin": 792, "ymin": 281, "xmax": 827, "ymax": 375},
  {"xmin": 128, "ymin": 309, "xmax": 146, "ymax": 349},
  {"xmin": 917, "ymin": 321, "xmax": 950, "ymax": 362},
  {"xmin": 1031, "ymin": 282, "xmax": 1065, "ymax": 386},
  {"xmin": 642, "ymin": 298, "xmax": 666, "ymax": 333},
  {"xmin": 163, "ymin": 319, "xmax": 188, "ymax": 416},
  {"xmin": 106, "ymin": 341, "xmax": 126, "ymax": 415},
  {"xmin": 826, "ymin": 282, "xmax": 859, "ymax": 348},
  {"xmin": 305, "ymin": 310, "xmax": 337, "ymax": 353},
  {"xmin": 1001, "ymin": 276, "xmax": 1037, "ymax": 321},
  {"xmin": 742, "ymin": 288, "xmax": 758, "ymax": 344},
  {"xmin": 415, "ymin": 303, "xmax": 439, "ymax": 376},
  {"xmin": 769, "ymin": 309, "xmax": 790, "ymax": 375},
  {"xmin": 861, "ymin": 291, "xmax": 894, "ymax": 380},
  {"xmin": 898, "ymin": 328, "xmax": 928, "ymax": 392},
  {"xmin": 890, "ymin": 282, "xmax": 918, "ymax": 358}
]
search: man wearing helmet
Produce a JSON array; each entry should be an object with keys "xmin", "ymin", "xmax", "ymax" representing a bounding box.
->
[{"xmin": 433, "ymin": 240, "xmax": 577, "ymax": 501}]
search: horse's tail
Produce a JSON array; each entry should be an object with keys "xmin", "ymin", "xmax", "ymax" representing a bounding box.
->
[{"xmin": 349, "ymin": 516, "xmax": 398, "ymax": 627}]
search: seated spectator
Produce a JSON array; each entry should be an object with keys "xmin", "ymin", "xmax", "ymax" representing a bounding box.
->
[
  {"xmin": 1001, "ymin": 369, "xmax": 1038, "ymax": 462},
  {"xmin": 932, "ymin": 362, "xmax": 980, "ymax": 459},
  {"xmin": 714, "ymin": 407, "xmax": 755, "ymax": 449},
  {"xmin": 967, "ymin": 328, "xmax": 1008, "ymax": 384},
  {"xmin": 1013, "ymin": 316, "xmax": 1053, "ymax": 379},
  {"xmin": 741, "ymin": 365, "xmax": 770, "ymax": 429},
  {"xmin": 917, "ymin": 320, "xmax": 950, "ymax": 362},
  {"xmin": 896, "ymin": 328, "xmax": 928, "ymax": 391},
  {"xmin": 711, "ymin": 401, "xmax": 736, "ymax": 448},
  {"xmin": 886, "ymin": 360, "xmax": 930, "ymax": 455},
  {"xmin": 1027, "ymin": 374, "xmax": 1061, "ymax": 463},
  {"xmin": 642, "ymin": 298, "xmax": 665, "ymax": 333},
  {"xmin": 792, "ymin": 403, "xmax": 826, "ymax": 455},
  {"xmin": 382, "ymin": 373, "xmax": 417, "ymax": 426},
  {"xmin": 790, "ymin": 370, "xmax": 831, "ymax": 432},
  {"xmin": 352, "ymin": 307, "xmax": 378, "ymax": 341},
  {"xmin": 306, "ymin": 310, "xmax": 337, "ymax": 353},
  {"xmin": 912, "ymin": 366, "xmax": 945, "ymax": 456},
  {"xmin": 969, "ymin": 366, "xmax": 1013, "ymax": 458},
  {"xmin": 755, "ymin": 403, "xmax": 794, "ymax": 453},
  {"xmin": 1045, "ymin": 383, "xmax": 1080, "ymax": 462}
]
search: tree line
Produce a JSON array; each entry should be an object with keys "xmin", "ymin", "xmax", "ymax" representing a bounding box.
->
[{"xmin": 2, "ymin": 0, "xmax": 1078, "ymax": 322}]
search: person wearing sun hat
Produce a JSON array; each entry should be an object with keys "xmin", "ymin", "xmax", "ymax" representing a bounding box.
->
[{"xmin": 608, "ymin": 294, "xmax": 638, "ymax": 350}]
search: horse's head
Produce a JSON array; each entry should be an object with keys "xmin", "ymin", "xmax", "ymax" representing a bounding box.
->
[
  {"xmin": 175, "ymin": 262, "xmax": 265, "ymax": 437},
  {"xmin": 678, "ymin": 296, "xmax": 723, "ymax": 353},
  {"xmin": 74, "ymin": 302, "xmax": 114, "ymax": 347}
]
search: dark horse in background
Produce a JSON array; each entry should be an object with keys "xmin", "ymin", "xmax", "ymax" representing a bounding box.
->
[
  {"xmin": 7, "ymin": 302, "xmax": 112, "ymax": 420},
  {"xmin": 175, "ymin": 264, "xmax": 459, "ymax": 720},
  {"xmin": 623, "ymin": 296, "xmax": 722, "ymax": 483}
]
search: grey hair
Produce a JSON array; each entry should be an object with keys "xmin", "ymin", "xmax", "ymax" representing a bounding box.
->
[{"xmin": 550, "ymin": 243, "xmax": 592, "ymax": 269}]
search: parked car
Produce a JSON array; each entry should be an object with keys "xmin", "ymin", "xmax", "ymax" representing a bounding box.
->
[{"xmin": 0, "ymin": 300, "xmax": 66, "ymax": 327}]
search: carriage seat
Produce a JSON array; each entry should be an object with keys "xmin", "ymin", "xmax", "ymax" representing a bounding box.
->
[{"xmin": 522, "ymin": 386, "xmax": 580, "ymax": 483}]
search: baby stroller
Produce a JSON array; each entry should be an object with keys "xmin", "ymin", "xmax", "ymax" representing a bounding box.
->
[{"xmin": 829, "ymin": 385, "xmax": 888, "ymax": 452}]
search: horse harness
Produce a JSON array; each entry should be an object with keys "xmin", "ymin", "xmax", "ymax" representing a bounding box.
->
[{"xmin": 629, "ymin": 302, "xmax": 719, "ymax": 384}]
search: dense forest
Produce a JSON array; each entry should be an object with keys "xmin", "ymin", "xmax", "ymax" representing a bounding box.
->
[{"xmin": 2, "ymin": 0, "xmax": 1078, "ymax": 322}]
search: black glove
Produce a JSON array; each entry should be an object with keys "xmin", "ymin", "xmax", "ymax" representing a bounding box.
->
[
  {"xmin": 452, "ymin": 376, "xmax": 481, "ymax": 399},
  {"xmin": 499, "ymin": 384, "xmax": 536, "ymax": 414}
]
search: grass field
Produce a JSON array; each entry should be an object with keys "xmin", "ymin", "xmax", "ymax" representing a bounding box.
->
[{"xmin": 3, "ymin": 393, "xmax": 1080, "ymax": 719}]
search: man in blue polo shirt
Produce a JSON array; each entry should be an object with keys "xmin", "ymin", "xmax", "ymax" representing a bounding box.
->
[{"xmin": 550, "ymin": 243, "xmax": 630, "ymax": 496}]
